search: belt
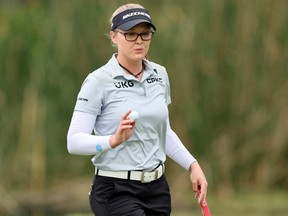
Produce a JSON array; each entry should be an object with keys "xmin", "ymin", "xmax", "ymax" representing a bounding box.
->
[{"xmin": 95, "ymin": 164, "xmax": 165, "ymax": 183}]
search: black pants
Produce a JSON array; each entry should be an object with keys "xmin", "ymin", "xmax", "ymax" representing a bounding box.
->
[{"xmin": 89, "ymin": 174, "xmax": 171, "ymax": 216}]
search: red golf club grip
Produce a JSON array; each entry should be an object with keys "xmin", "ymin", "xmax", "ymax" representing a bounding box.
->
[
  {"xmin": 197, "ymin": 187, "xmax": 211, "ymax": 216},
  {"xmin": 201, "ymin": 203, "xmax": 211, "ymax": 216},
  {"xmin": 196, "ymin": 185, "xmax": 211, "ymax": 216}
]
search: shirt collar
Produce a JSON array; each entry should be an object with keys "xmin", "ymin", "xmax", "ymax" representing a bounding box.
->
[{"xmin": 109, "ymin": 53, "xmax": 154, "ymax": 79}]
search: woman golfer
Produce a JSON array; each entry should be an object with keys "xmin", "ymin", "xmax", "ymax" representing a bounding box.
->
[{"xmin": 67, "ymin": 3, "xmax": 208, "ymax": 215}]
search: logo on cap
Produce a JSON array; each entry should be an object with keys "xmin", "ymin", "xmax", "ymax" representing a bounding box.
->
[
  {"xmin": 111, "ymin": 8, "xmax": 156, "ymax": 31},
  {"xmin": 122, "ymin": 11, "xmax": 151, "ymax": 20}
]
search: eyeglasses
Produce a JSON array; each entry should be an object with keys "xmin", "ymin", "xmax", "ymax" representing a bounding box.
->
[{"xmin": 117, "ymin": 31, "xmax": 154, "ymax": 42}]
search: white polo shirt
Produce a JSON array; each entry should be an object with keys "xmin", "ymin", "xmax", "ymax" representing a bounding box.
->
[{"xmin": 74, "ymin": 54, "xmax": 171, "ymax": 171}]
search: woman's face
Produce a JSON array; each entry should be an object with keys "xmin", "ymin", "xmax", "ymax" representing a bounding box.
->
[{"xmin": 111, "ymin": 23, "xmax": 153, "ymax": 62}]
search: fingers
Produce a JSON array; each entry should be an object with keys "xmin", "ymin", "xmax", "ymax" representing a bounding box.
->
[
  {"xmin": 118, "ymin": 110, "xmax": 137, "ymax": 134},
  {"xmin": 122, "ymin": 110, "xmax": 132, "ymax": 120},
  {"xmin": 110, "ymin": 110, "xmax": 136, "ymax": 147},
  {"xmin": 192, "ymin": 183, "xmax": 203, "ymax": 203},
  {"xmin": 198, "ymin": 184, "xmax": 207, "ymax": 206},
  {"xmin": 195, "ymin": 183, "xmax": 208, "ymax": 207},
  {"xmin": 192, "ymin": 182, "xmax": 199, "ymax": 197},
  {"xmin": 190, "ymin": 162, "xmax": 208, "ymax": 206},
  {"xmin": 121, "ymin": 110, "xmax": 136, "ymax": 125},
  {"xmin": 117, "ymin": 110, "xmax": 134, "ymax": 127}
]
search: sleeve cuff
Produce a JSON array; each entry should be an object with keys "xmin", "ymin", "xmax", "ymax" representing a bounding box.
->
[{"xmin": 95, "ymin": 135, "xmax": 112, "ymax": 153}]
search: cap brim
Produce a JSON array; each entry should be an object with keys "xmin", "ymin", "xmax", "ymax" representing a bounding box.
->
[{"xmin": 117, "ymin": 19, "xmax": 156, "ymax": 31}]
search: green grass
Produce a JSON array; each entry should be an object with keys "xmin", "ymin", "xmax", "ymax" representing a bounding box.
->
[
  {"xmin": 65, "ymin": 191, "xmax": 288, "ymax": 216},
  {"xmin": 174, "ymin": 191, "xmax": 288, "ymax": 216}
]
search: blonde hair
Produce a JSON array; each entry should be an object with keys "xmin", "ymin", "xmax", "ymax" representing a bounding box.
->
[{"xmin": 109, "ymin": 3, "xmax": 145, "ymax": 27}]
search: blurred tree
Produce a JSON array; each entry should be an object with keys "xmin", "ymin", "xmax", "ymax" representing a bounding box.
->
[{"xmin": 0, "ymin": 0, "xmax": 288, "ymax": 214}]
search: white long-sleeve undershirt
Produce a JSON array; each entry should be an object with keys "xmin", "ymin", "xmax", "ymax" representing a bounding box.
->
[
  {"xmin": 67, "ymin": 111, "xmax": 196, "ymax": 171},
  {"xmin": 165, "ymin": 120, "xmax": 196, "ymax": 171},
  {"xmin": 67, "ymin": 111, "xmax": 111, "ymax": 155}
]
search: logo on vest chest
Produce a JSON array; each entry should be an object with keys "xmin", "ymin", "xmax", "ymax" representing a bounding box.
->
[
  {"xmin": 114, "ymin": 81, "xmax": 134, "ymax": 89},
  {"xmin": 113, "ymin": 77, "xmax": 163, "ymax": 89}
]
